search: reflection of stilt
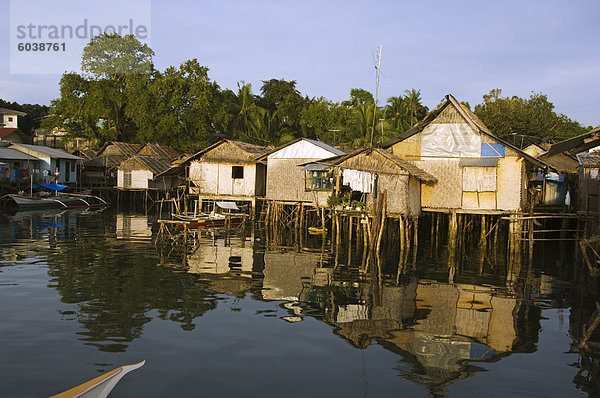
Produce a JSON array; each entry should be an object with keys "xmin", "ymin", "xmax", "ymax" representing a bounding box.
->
[
  {"xmin": 411, "ymin": 218, "xmax": 419, "ymax": 267},
  {"xmin": 579, "ymin": 302, "xmax": 600, "ymax": 349},
  {"xmin": 479, "ymin": 215, "xmax": 487, "ymax": 275},
  {"xmin": 448, "ymin": 210, "xmax": 457, "ymax": 278}
]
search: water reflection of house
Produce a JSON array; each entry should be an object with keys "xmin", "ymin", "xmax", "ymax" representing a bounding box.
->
[
  {"xmin": 187, "ymin": 242, "xmax": 254, "ymax": 275},
  {"xmin": 116, "ymin": 214, "xmax": 152, "ymax": 240},
  {"xmin": 262, "ymin": 251, "xmax": 322, "ymax": 301},
  {"xmin": 186, "ymin": 241, "xmax": 255, "ymax": 296},
  {"xmin": 320, "ymin": 280, "xmax": 519, "ymax": 392}
]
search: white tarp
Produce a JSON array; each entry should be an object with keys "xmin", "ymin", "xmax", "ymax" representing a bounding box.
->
[
  {"xmin": 268, "ymin": 139, "xmax": 341, "ymax": 159},
  {"xmin": 216, "ymin": 201, "xmax": 239, "ymax": 210},
  {"xmin": 342, "ymin": 169, "xmax": 374, "ymax": 193},
  {"xmin": 420, "ymin": 123, "xmax": 481, "ymax": 157}
]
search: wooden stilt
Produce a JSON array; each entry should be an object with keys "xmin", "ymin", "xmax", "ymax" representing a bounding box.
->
[
  {"xmin": 412, "ymin": 217, "xmax": 419, "ymax": 266},
  {"xmin": 448, "ymin": 210, "xmax": 457, "ymax": 273}
]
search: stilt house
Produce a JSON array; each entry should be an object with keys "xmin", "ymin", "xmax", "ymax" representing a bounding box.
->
[
  {"xmin": 184, "ymin": 139, "xmax": 269, "ymax": 212},
  {"xmin": 260, "ymin": 138, "xmax": 345, "ymax": 207},
  {"xmin": 547, "ymin": 125, "xmax": 600, "ymax": 212},
  {"xmin": 82, "ymin": 142, "xmax": 141, "ymax": 186},
  {"xmin": 523, "ymin": 143, "xmax": 578, "ymax": 206},
  {"xmin": 305, "ymin": 148, "xmax": 436, "ymax": 217},
  {"xmin": 8, "ymin": 143, "xmax": 82, "ymax": 184},
  {"xmin": 116, "ymin": 144, "xmax": 184, "ymax": 191},
  {"xmin": 381, "ymin": 94, "xmax": 549, "ymax": 213}
]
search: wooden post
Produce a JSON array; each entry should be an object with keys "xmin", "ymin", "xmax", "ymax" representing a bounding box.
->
[
  {"xmin": 399, "ymin": 216, "xmax": 406, "ymax": 270},
  {"xmin": 479, "ymin": 215, "xmax": 487, "ymax": 275},
  {"xmin": 348, "ymin": 216, "xmax": 354, "ymax": 266},
  {"xmin": 448, "ymin": 210, "xmax": 457, "ymax": 272},
  {"xmin": 430, "ymin": 213, "xmax": 435, "ymax": 258},
  {"xmin": 299, "ymin": 203, "xmax": 305, "ymax": 249},
  {"xmin": 412, "ymin": 217, "xmax": 419, "ymax": 266}
]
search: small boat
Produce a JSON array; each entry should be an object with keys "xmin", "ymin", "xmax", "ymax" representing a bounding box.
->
[
  {"xmin": 50, "ymin": 360, "xmax": 145, "ymax": 398},
  {"xmin": 172, "ymin": 201, "xmax": 244, "ymax": 229},
  {"xmin": 0, "ymin": 184, "xmax": 107, "ymax": 211}
]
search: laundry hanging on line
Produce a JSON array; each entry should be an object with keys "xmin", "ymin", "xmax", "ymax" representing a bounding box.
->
[{"xmin": 342, "ymin": 169, "xmax": 376, "ymax": 193}]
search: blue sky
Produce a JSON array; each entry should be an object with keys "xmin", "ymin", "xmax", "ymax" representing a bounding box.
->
[{"xmin": 1, "ymin": 0, "xmax": 599, "ymax": 127}]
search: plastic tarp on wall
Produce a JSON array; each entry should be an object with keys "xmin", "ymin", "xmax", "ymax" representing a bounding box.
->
[{"xmin": 420, "ymin": 123, "xmax": 481, "ymax": 157}]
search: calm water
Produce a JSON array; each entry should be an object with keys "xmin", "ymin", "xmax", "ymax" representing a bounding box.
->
[{"xmin": 0, "ymin": 209, "xmax": 598, "ymax": 397}]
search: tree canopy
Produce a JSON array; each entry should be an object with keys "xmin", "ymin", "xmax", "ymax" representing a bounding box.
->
[
  {"xmin": 39, "ymin": 34, "xmax": 589, "ymax": 152},
  {"xmin": 474, "ymin": 89, "xmax": 588, "ymax": 148}
]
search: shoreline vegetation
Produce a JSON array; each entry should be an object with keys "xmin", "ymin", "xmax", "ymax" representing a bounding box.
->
[{"xmin": 3, "ymin": 33, "xmax": 590, "ymax": 154}]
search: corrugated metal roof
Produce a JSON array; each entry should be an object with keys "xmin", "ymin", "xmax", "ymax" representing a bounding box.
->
[
  {"xmin": 10, "ymin": 143, "xmax": 82, "ymax": 160},
  {"xmin": 459, "ymin": 158, "xmax": 498, "ymax": 167},
  {"xmin": 578, "ymin": 152, "xmax": 600, "ymax": 168},
  {"xmin": 301, "ymin": 163, "xmax": 331, "ymax": 171},
  {"xmin": 303, "ymin": 138, "xmax": 345, "ymax": 156},
  {"xmin": 0, "ymin": 147, "xmax": 40, "ymax": 161},
  {"xmin": 0, "ymin": 107, "xmax": 27, "ymax": 116},
  {"xmin": 0, "ymin": 128, "xmax": 19, "ymax": 137},
  {"xmin": 123, "ymin": 155, "xmax": 172, "ymax": 176}
]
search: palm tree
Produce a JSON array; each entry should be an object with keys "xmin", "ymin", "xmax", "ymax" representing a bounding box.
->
[
  {"xmin": 385, "ymin": 96, "xmax": 409, "ymax": 132},
  {"xmin": 404, "ymin": 89, "xmax": 423, "ymax": 127},
  {"xmin": 229, "ymin": 82, "xmax": 258, "ymax": 139}
]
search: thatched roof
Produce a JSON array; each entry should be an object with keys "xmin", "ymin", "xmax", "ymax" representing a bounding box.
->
[
  {"xmin": 523, "ymin": 143, "xmax": 578, "ymax": 173},
  {"xmin": 84, "ymin": 142, "xmax": 142, "ymax": 171},
  {"xmin": 84, "ymin": 154, "xmax": 129, "ymax": 170},
  {"xmin": 306, "ymin": 147, "xmax": 437, "ymax": 184},
  {"xmin": 71, "ymin": 147, "xmax": 99, "ymax": 160},
  {"xmin": 186, "ymin": 139, "xmax": 269, "ymax": 164},
  {"xmin": 137, "ymin": 143, "xmax": 183, "ymax": 161},
  {"xmin": 118, "ymin": 154, "xmax": 172, "ymax": 176},
  {"xmin": 380, "ymin": 94, "xmax": 551, "ymax": 170},
  {"xmin": 95, "ymin": 141, "xmax": 142, "ymax": 157}
]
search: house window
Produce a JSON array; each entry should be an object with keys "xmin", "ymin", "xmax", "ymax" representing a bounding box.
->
[
  {"xmin": 124, "ymin": 171, "xmax": 132, "ymax": 187},
  {"xmin": 462, "ymin": 166, "xmax": 497, "ymax": 192},
  {"xmin": 71, "ymin": 161, "xmax": 75, "ymax": 172},
  {"xmin": 306, "ymin": 170, "xmax": 333, "ymax": 191},
  {"xmin": 232, "ymin": 166, "xmax": 244, "ymax": 179},
  {"xmin": 7, "ymin": 117, "xmax": 13, "ymax": 122}
]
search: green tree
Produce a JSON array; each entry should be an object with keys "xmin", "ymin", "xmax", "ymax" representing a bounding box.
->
[
  {"xmin": 225, "ymin": 82, "xmax": 259, "ymax": 141},
  {"xmin": 257, "ymin": 78, "xmax": 308, "ymax": 143},
  {"xmin": 44, "ymin": 33, "xmax": 155, "ymax": 143},
  {"xmin": 474, "ymin": 89, "xmax": 587, "ymax": 147},
  {"xmin": 127, "ymin": 60, "xmax": 230, "ymax": 151},
  {"xmin": 343, "ymin": 88, "xmax": 374, "ymax": 107},
  {"xmin": 81, "ymin": 33, "xmax": 154, "ymax": 78}
]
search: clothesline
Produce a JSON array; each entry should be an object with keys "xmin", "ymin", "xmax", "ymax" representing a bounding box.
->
[{"xmin": 342, "ymin": 169, "xmax": 376, "ymax": 193}]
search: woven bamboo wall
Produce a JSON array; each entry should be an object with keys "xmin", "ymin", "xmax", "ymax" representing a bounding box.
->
[
  {"xmin": 417, "ymin": 159, "xmax": 463, "ymax": 209},
  {"xmin": 496, "ymin": 157, "xmax": 523, "ymax": 210},
  {"xmin": 266, "ymin": 158, "xmax": 330, "ymax": 204},
  {"xmin": 407, "ymin": 177, "xmax": 421, "ymax": 217}
]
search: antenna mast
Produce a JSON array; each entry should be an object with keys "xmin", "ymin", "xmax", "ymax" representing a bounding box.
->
[{"xmin": 370, "ymin": 44, "xmax": 382, "ymax": 147}]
